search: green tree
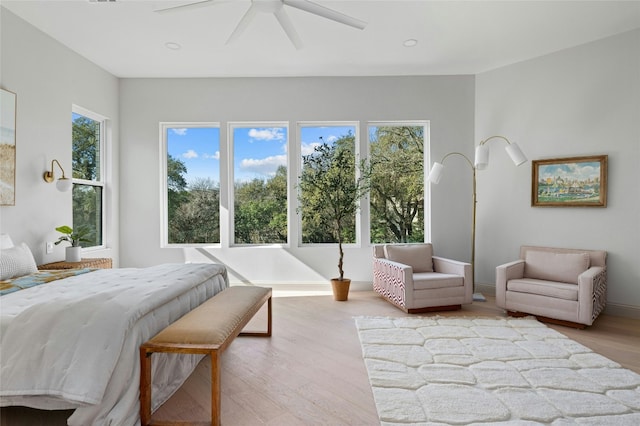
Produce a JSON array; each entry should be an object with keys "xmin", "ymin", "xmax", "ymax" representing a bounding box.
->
[
  {"xmin": 299, "ymin": 133, "xmax": 359, "ymax": 244},
  {"xmin": 167, "ymin": 154, "xmax": 189, "ymax": 228},
  {"xmin": 72, "ymin": 115, "xmax": 101, "ymax": 246},
  {"xmin": 72, "ymin": 116, "xmax": 100, "ymax": 180},
  {"xmin": 298, "ymin": 137, "xmax": 371, "ymax": 280},
  {"xmin": 369, "ymin": 126, "xmax": 424, "ymax": 243},
  {"xmin": 169, "ymin": 178, "xmax": 220, "ymax": 243},
  {"xmin": 234, "ymin": 166, "xmax": 288, "ymax": 244}
]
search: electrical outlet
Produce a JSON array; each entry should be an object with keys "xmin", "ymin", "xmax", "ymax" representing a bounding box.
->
[{"xmin": 46, "ymin": 241, "xmax": 54, "ymax": 254}]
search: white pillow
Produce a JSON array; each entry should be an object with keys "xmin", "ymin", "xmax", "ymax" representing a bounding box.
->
[
  {"xmin": 0, "ymin": 243, "xmax": 38, "ymax": 280},
  {"xmin": 384, "ymin": 244, "xmax": 434, "ymax": 273},
  {"xmin": 0, "ymin": 234, "xmax": 14, "ymax": 249}
]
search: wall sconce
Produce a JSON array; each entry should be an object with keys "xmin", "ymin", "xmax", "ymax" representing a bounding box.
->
[
  {"xmin": 43, "ymin": 159, "xmax": 73, "ymax": 192},
  {"xmin": 427, "ymin": 135, "xmax": 527, "ymax": 301}
]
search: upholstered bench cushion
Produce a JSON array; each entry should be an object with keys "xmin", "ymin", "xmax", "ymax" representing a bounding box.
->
[
  {"xmin": 384, "ymin": 244, "xmax": 434, "ymax": 273},
  {"xmin": 507, "ymin": 278, "xmax": 579, "ymax": 301},
  {"xmin": 524, "ymin": 250, "xmax": 590, "ymax": 284},
  {"xmin": 413, "ymin": 272, "xmax": 463, "ymax": 290},
  {"xmin": 145, "ymin": 286, "xmax": 271, "ymax": 347}
]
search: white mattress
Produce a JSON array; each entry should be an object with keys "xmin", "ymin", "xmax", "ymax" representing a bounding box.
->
[{"xmin": 0, "ymin": 263, "xmax": 229, "ymax": 426}]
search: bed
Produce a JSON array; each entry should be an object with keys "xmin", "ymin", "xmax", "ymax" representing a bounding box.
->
[{"xmin": 0, "ymin": 236, "xmax": 229, "ymax": 426}]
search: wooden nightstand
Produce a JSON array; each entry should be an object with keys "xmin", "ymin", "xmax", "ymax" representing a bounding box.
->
[{"xmin": 38, "ymin": 258, "xmax": 113, "ymax": 270}]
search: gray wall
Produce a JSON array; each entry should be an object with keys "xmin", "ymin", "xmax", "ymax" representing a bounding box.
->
[
  {"xmin": 119, "ymin": 76, "xmax": 475, "ymax": 286},
  {"xmin": 0, "ymin": 8, "xmax": 119, "ymax": 265},
  {"xmin": 475, "ymin": 29, "xmax": 640, "ymax": 313}
]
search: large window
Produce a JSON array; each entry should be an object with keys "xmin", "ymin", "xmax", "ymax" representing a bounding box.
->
[
  {"xmin": 158, "ymin": 120, "xmax": 430, "ymax": 248},
  {"xmin": 298, "ymin": 124, "xmax": 358, "ymax": 244},
  {"xmin": 72, "ymin": 107, "xmax": 106, "ymax": 248},
  {"xmin": 231, "ymin": 124, "xmax": 288, "ymax": 245},
  {"xmin": 162, "ymin": 124, "xmax": 221, "ymax": 245},
  {"xmin": 369, "ymin": 123, "xmax": 427, "ymax": 243}
]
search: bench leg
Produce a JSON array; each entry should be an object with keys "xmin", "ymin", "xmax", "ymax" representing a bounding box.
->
[
  {"xmin": 267, "ymin": 296, "xmax": 272, "ymax": 336},
  {"xmin": 139, "ymin": 348, "xmax": 152, "ymax": 426},
  {"xmin": 239, "ymin": 296, "xmax": 272, "ymax": 337},
  {"xmin": 211, "ymin": 350, "xmax": 221, "ymax": 426}
]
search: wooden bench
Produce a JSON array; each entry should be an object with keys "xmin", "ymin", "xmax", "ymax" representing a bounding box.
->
[{"xmin": 139, "ymin": 286, "xmax": 272, "ymax": 426}]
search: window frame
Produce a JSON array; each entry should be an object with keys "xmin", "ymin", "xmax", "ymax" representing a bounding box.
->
[
  {"xmin": 159, "ymin": 122, "xmax": 222, "ymax": 248},
  {"xmin": 71, "ymin": 105, "xmax": 107, "ymax": 251}
]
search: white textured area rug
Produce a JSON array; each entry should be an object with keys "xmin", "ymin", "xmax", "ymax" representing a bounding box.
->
[{"xmin": 355, "ymin": 316, "xmax": 640, "ymax": 425}]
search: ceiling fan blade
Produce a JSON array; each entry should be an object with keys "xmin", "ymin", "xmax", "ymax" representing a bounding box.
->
[
  {"xmin": 154, "ymin": 0, "xmax": 224, "ymax": 14},
  {"xmin": 226, "ymin": 4, "xmax": 258, "ymax": 45},
  {"xmin": 274, "ymin": 8, "xmax": 304, "ymax": 49},
  {"xmin": 283, "ymin": 0, "xmax": 367, "ymax": 30}
]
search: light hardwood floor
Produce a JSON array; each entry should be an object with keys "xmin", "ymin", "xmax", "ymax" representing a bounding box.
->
[{"xmin": 2, "ymin": 291, "xmax": 639, "ymax": 425}]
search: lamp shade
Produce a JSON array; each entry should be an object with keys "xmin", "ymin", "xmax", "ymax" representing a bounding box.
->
[
  {"xmin": 427, "ymin": 162, "xmax": 445, "ymax": 184},
  {"xmin": 56, "ymin": 177, "xmax": 73, "ymax": 192},
  {"xmin": 474, "ymin": 145, "xmax": 489, "ymax": 170},
  {"xmin": 505, "ymin": 142, "xmax": 527, "ymax": 166}
]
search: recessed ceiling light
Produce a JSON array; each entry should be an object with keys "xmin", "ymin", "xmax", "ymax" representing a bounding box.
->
[
  {"xmin": 165, "ymin": 42, "xmax": 181, "ymax": 50},
  {"xmin": 403, "ymin": 39, "xmax": 418, "ymax": 47}
]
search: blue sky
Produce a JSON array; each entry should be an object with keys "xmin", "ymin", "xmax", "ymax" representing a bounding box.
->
[
  {"xmin": 167, "ymin": 127, "xmax": 220, "ymax": 185},
  {"xmin": 539, "ymin": 162, "xmax": 601, "ymax": 183},
  {"xmin": 167, "ymin": 125, "xmax": 355, "ymax": 185}
]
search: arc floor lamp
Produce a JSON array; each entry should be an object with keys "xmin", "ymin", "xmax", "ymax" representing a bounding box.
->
[{"xmin": 427, "ymin": 135, "xmax": 527, "ymax": 301}]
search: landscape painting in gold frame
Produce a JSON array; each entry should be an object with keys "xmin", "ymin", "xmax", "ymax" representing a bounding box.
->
[
  {"xmin": 1, "ymin": 88, "xmax": 17, "ymax": 206},
  {"xmin": 532, "ymin": 155, "xmax": 607, "ymax": 207}
]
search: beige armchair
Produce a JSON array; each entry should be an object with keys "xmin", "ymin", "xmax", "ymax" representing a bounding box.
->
[
  {"xmin": 373, "ymin": 243, "xmax": 473, "ymax": 313},
  {"xmin": 496, "ymin": 245, "xmax": 607, "ymax": 328}
]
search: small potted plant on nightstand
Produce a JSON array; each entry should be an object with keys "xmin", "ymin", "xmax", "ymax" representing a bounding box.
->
[
  {"xmin": 298, "ymin": 138, "xmax": 371, "ymax": 301},
  {"xmin": 55, "ymin": 225, "xmax": 92, "ymax": 262}
]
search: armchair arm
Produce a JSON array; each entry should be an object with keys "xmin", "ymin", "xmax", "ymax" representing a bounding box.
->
[
  {"xmin": 577, "ymin": 266, "xmax": 607, "ymax": 326},
  {"xmin": 432, "ymin": 256, "xmax": 470, "ymax": 275},
  {"xmin": 495, "ymin": 260, "xmax": 525, "ymax": 308},
  {"xmin": 432, "ymin": 256, "xmax": 473, "ymax": 303},
  {"xmin": 372, "ymin": 257, "xmax": 413, "ymax": 310}
]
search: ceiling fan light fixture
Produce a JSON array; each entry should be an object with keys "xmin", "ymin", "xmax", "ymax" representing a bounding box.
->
[{"xmin": 156, "ymin": 0, "xmax": 367, "ymax": 49}]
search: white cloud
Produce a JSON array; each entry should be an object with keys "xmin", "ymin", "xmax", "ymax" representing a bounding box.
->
[
  {"xmin": 203, "ymin": 151, "xmax": 220, "ymax": 160},
  {"xmin": 171, "ymin": 128, "xmax": 188, "ymax": 136},
  {"xmin": 240, "ymin": 154, "xmax": 286, "ymax": 176},
  {"xmin": 301, "ymin": 141, "xmax": 321, "ymax": 156},
  {"xmin": 182, "ymin": 149, "xmax": 198, "ymax": 159},
  {"xmin": 540, "ymin": 162, "xmax": 601, "ymax": 181},
  {"xmin": 248, "ymin": 128, "xmax": 285, "ymax": 142}
]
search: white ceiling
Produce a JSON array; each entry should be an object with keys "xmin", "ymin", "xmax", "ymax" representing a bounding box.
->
[{"xmin": 3, "ymin": 0, "xmax": 640, "ymax": 78}]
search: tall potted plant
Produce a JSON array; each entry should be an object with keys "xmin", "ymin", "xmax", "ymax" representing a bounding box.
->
[
  {"xmin": 298, "ymin": 139, "xmax": 371, "ymax": 301},
  {"xmin": 55, "ymin": 225, "xmax": 92, "ymax": 262}
]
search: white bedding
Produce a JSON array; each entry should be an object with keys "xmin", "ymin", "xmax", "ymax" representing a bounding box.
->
[{"xmin": 0, "ymin": 263, "xmax": 229, "ymax": 426}]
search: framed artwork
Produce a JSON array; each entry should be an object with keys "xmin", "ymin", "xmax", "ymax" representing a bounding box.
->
[
  {"xmin": 532, "ymin": 155, "xmax": 607, "ymax": 207},
  {"xmin": 1, "ymin": 88, "xmax": 17, "ymax": 206}
]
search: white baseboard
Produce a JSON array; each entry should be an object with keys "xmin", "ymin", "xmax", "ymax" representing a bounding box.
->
[
  {"xmin": 231, "ymin": 280, "xmax": 373, "ymax": 296},
  {"xmin": 475, "ymin": 283, "xmax": 496, "ymax": 297}
]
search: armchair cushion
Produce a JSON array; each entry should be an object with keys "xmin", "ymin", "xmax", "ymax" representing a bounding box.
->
[
  {"xmin": 383, "ymin": 244, "xmax": 433, "ymax": 273},
  {"xmin": 413, "ymin": 273, "xmax": 464, "ymax": 290},
  {"xmin": 507, "ymin": 278, "xmax": 578, "ymax": 301},
  {"xmin": 524, "ymin": 250, "xmax": 590, "ymax": 284}
]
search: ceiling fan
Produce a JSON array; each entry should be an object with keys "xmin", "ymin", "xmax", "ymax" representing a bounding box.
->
[{"xmin": 155, "ymin": 0, "xmax": 368, "ymax": 49}]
